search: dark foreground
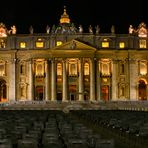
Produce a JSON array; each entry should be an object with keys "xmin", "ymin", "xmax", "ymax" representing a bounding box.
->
[{"xmin": 0, "ymin": 110, "xmax": 148, "ymax": 148}]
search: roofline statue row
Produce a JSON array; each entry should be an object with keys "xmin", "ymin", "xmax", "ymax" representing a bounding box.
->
[
  {"xmin": 0, "ymin": 23, "xmax": 16, "ymax": 37},
  {"xmin": 129, "ymin": 22, "xmax": 147, "ymax": 37},
  {"xmin": 0, "ymin": 7, "xmax": 147, "ymax": 37}
]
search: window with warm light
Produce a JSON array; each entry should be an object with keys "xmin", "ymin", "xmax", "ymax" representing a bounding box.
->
[
  {"xmin": 102, "ymin": 63, "xmax": 110, "ymax": 75},
  {"xmin": 0, "ymin": 62, "xmax": 5, "ymax": 76},
  {"xmin": 84, "ymin": 63, "xmax": 89, "ymax": 75},
  {"xmin": 119, "ymin": 42, "xmax": 125, "ymax": 48},
  {"xmin": 36, "ymin": 42, "xmax": 44, "ymax": 48},
  {"xmin": 36, "ymin": 62, "xmax": 44, "ymax": 76},
  {"xmin": 100, "ymin": 59, "xmax": 111, "ymax": 76},
  {"xmin": 20, "ymin": 42, "xmax": 26, "ymax": 48},
  {"xmin": 139, "ymin": 61, "xmax": 147, "ymax": 75},
  {"xmin": 139, "ymin": 40, "xmax": 146, "ymax": 48},
  {"xmin": 56, "ymin": 41, "xmax": 63, "ymax": 46},
  {"xmin": 69, "ymin": 63, "xmax": 77, "ymax": 75},
  {"xmin": 57, "ymin": 63, "xmax": 62, "ymax": 76},
  {"xmin": 102, "ymin": 42, "xmax": 109, "ymax": 48}
]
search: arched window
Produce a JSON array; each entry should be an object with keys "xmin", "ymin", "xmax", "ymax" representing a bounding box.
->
[
  {"xmin": 84, "ymin": 63, "xmax": 89, "ymax": 75},
  {"xmin": 68, "ymin": 59, "xmax": 78, "ymax": 76},
  {"xmin": 57, "ymin": 63, "xmax": 62, "ymax": 75},
  {"xmin": 35, "ymin": 61, "xmax": 45, "ymax": 76}
]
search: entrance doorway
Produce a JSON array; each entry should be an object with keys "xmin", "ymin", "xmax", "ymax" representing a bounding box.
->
[
  {"xmin": 101, "ymin": 85, "xmax": 109, "ymax": 102},
  {"xmin": 35, "ymin": 86, "xmax": 44, "ymax": 101},
  {"xmin": 70, "ymin": 93, "xmax": 76, "ymax": 101},
  {"xmin": 69, "ymin": 85, "xmax": 77, "ymax": 101},
  {"xmin": 0, "ymin": 79, "xmax": 7, "ymax": 102},
  {"xmin": 57, "ymin": 92, "xmax": 62, "ymax": 101},
  {"xmin": 138, "ymin": 80, "xmax": 147, "ymax": 100}
]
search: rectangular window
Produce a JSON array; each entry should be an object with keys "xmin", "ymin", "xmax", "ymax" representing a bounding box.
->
[
  {"xmin": 0, "ymin": 64, "xmax": 5, "ymax": 76},
  {"xmin": 56, "ymin": 41, "xmax": 63, "ymax": 46},
  {"xmin": 139, "ymin": 61, "xmax": 147, "ymax": 75},
  {"xmin": 20, "ymin": 42, "xmax": 26, "ymax": 48},
  {"xmin": 119, "ymin": 42, "xmax": 125, "ymax": 48},
  {"xmin": 102, "ymin": 42, "xmax": 109, "ymax": 48},
  {"xmin": 36, "ymin": 42, "xmax": 44, "ymax": 48},
  {"xmin": 84, "ymin": 63, "xmax": 89, "ymax": 75},
  {"xmin": 139, "ymin": 40, "xmax": 146, "ymax": 48},
  {"xmin": 57, "ymin": 63, "xmax": 62, "ymax": 76}
]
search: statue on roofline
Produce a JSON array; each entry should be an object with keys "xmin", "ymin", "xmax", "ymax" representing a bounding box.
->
[
  {"xmin": 29, "ymin": 25, "xmax": 34, "ymax": 34},
  {"xmin": 11, "ymin": 25, "xmax": 16, "ymax": 34},
  {"xmin": 129, "ymin": 25, "xmax": 134, "ymax": 34},
  {"xmin": 79, "ymin": 25, "xmax": 83, "ymax": 33},
  {"xmin": 89, "ymin": 25, "xmax": 93, "ymax": 34},
  {"xmin": 95, "ymin": 25, "xmax": 100, "ymax": 34},
  {"xmin": 46, "ymin": 25, "xmax": 50, "ymax": 34},
  {"xmin": 0, "ymin": 23, "xmax": 7, "ymax": 37},
  {"xmin": 111, "ymin": 25, "xmax": 115, "ymax": 34},
  {"xmin": 137, "ymin": 22, "xmax": 147, "ymax": 37}
]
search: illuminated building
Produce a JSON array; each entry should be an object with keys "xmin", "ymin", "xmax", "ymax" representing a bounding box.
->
[{"xmin": 0, "ymin": 8, "xmax": 148, "ymax": 103}]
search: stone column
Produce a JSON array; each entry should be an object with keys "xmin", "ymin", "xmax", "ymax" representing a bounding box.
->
[
  {"xmin": 9, "ymin": 59, "xmax": 16, "ymax": 101},
  {"xmin": 146, "ymin": 85, "xmax": 148, "ymax": 100},
  {"xmin": 45, "ymin": 60, "xmax": 50, "ymax": 101},
  {"xmin": 51, "ymin": 59, "xmax": 56, "ymax": 101},
  {"xmin": 90, "ymin": 58, "xmax": 95, "ymax": 101},
  {"xmin": 28, "ymin": 59, "xmax": 34, "ymax": 101},
  {"xmin": 129, "ymin": 59, "xmax": 138, "ymax": 100},
  {"xmin": 79, "ymin": 58, "xmax": 84, "ymax": 101},
  {"xmin": 62, "ymin": 59, "xmax": 68, "ymax": 101},
  {"xmin": 112, "ymin": 60, "xmax": 118, "ymax": 101},
  {"xmin": 96, "ymin": 60, "xmax": 101, "ymax": 101}
]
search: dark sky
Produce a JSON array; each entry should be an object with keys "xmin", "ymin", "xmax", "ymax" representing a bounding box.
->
[{"xmin": 0, "ymin": 0, "xmax": 146, "ymax": 34}]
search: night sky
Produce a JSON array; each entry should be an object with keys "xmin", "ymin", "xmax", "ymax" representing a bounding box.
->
[{"xmin": 0, "ymin": 0, "xmax": 146, "ymax": 34}]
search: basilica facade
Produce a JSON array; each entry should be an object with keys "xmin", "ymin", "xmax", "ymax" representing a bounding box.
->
[{"xmin": 0, "ymin": 8, "xmax": 148, "ymax": 103}]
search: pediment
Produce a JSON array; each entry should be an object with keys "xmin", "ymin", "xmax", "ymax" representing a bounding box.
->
[{"xmin": 52, "ymin": 39, "xmax": 96, "ymax": 51}]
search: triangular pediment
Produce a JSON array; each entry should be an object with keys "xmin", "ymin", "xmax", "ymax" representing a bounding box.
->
[{"xmin": 52, "ymin": 39, "xmax": 96, "ymax": 51}]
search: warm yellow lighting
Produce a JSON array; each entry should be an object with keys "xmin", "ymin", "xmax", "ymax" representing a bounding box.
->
[
  {"xmin": 103, "ymin": 39, "xmax": 108, "ymax": 41},
  {"xmin": 60, "ymin": 7, "xmax": 70, "ymax": 24},
  {"xmin": 140, "ymin": 61, "xmax": 147, "ymax": 75},
  {"xmin": 20, "ymin": 42, "xmax": 26, "ymax": 48},
  {"xmin": 57, "ymin": 63, "xmax": 62, "ymax": 75},
  {"xmin": 100, "ymin": 59, "xmax": 111, "ymax": 76},
  {"xmin": 102, "ymin": 42, "xmax": 109, "ymax": 48},
  {"xmin": 139, "ymin": 40, "xmax": 146, "ymax": 48},
  {"xmin": 36, "ymin": 42, "xmax": 44, "ymax": 48},
  {"xmin": 84, "ymin": 63, "xmax": 89, "ymax": 75},
  {"xmin": 69, "ymin": 63, "xmax": 77, "ymax": 75},
  {"xmin": 36, "ymin": 62, "xmax": 44, "ymax": 76},
  {"xmin": 0, "ymin": 23, "xmax": 7, "ymax": 37},
  {"xmin": 119, "ymin": 42, "xmax": 125, "ymax": 48},
  {"xmin": 103, "ymin": 78, "xmax": 108, "ymax": 82},
  {"xmin": 56, "ymin": 41, "xmax": 63, "ymax": 46},
  {"xmin": 0, "ymin": 64, "xmax": 5, "ymax": 76},
  {"xmin": 38, "ymin": 38, "xmax": 42, "ymax": 41}
]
